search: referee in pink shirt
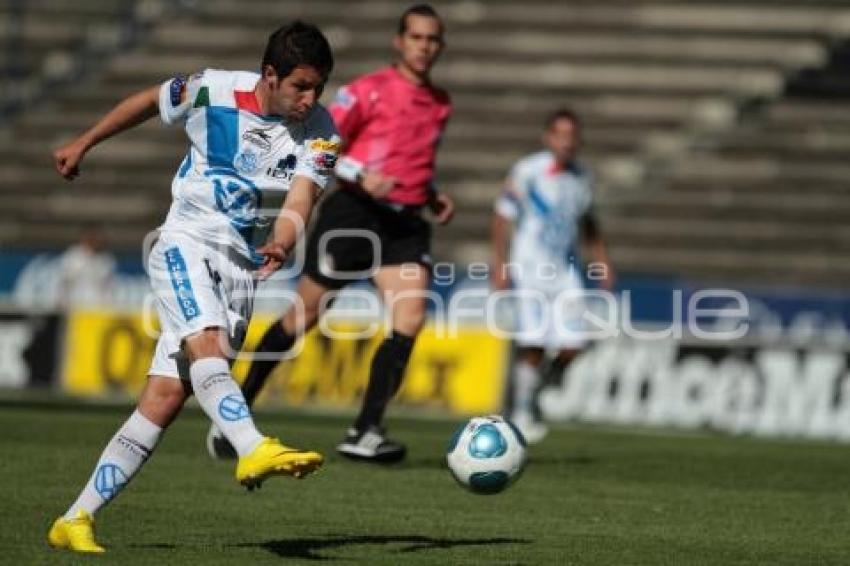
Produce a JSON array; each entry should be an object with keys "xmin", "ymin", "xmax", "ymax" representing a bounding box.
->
[{"xmin": 207, "ymin": 4, "xmax": 454, "ymax": 463}]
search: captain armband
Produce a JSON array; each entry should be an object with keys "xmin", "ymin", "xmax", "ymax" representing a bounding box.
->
[{"xmin": 158, "ymin": 75, "xmax": 192, "ymax": 125}]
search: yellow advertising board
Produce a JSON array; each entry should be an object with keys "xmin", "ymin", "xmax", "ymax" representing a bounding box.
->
[
  {"xmin": 62, "ymin": 311, "xmax": 508, "ymax": 415},
  {"xmin": 62, "ymin": 311, "xmax": 156, "ymax": 397}
]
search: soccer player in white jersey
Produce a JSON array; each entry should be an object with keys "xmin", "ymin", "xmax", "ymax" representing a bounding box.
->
[
  {"xmin": 46, "ymin": 22, "xmax": 339, "ymax": 554},
  {"xmin": 491, "ymin": 108, "xmax": 614, "ymax": 443}
]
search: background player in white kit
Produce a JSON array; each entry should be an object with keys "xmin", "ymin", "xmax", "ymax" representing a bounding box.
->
[
  {"xmin": 491, "ymin": 108, "xmax": 614, "ymax": 443},
  {"xmin": 46, "ymin": 22, "xmax": 338, "ymax": 554}
]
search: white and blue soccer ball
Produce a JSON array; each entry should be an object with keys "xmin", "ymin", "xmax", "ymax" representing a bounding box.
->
[{"xmin": 446, "ymin": 415, "xmax": 527, "ymax": 494}]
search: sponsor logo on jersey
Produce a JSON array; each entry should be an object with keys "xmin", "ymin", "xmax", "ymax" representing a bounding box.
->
[
  {"xmin": 313, "ymin": 152, "xmax": 337, "ymax": 170},
  {"xmin": 267, "ymin": 154, "xmax": 297, "ymax": 179},
  {"xmin": 310, "ymin": 139, "xmax": 340, "ymax": 153},
  {"xmin": 242, "ymin": 127, "xmax": 274, "ymax": 152},
  {"xmin": 234, "ymin": 150, "xmax": 260, "ymax": 174},
  {"xmin": 164, "ymin": 247, "xmax": 200, "ymax": 321}
]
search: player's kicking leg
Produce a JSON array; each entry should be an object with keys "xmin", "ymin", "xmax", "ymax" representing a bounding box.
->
[
  {"xmin": 185, "ymin": 329, "xmax": 323, "ymax": 489},
  {"xmin": 207, "ymin": 275, "xmax": 330, "ymax": 459},
  {"xmin": 47, "ymin": 376, "xmax": 187, "ymax": 553}
]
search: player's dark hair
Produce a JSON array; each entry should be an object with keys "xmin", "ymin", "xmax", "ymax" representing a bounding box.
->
[
  {"xmin": 545, "ymin": 108, "xmax": 581, "ymax": 131},
  {"xmin": 262, "ymin": 21, "xmax": 333, "ymax": 79},
  {"xmin": 398, "ymin": 3, "xmax": 443, "ymax": 35}
]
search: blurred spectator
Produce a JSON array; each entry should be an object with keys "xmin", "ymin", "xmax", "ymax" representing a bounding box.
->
[
  {"xmin": 56, "ymin": 226, "xmax": 116, "ymax": 308},
  {"xmin": 12, "ymin": 227, "xmax": 116, "ymax": 310}
]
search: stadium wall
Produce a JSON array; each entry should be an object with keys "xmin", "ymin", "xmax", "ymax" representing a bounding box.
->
[
  {"xmin": 3, "ymin": 305, "xmax": 850, "ymax": 442},
  {"xmin": 60, "ymin": 311, "xmax": 508, "ymax": 416},
  {"xmin": 3, "ymin": 272, "xmax": 850, "ymax": 439},
  {"xmin": 541, "ymin": 336, "xmax": 850, "ymax": 441}
]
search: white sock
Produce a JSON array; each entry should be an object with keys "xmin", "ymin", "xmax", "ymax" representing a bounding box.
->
[
  {"xmin": 189, "ymin": 357, "xmax": 264, "ymax": 457},
  {"xmin": 513, "ymin": 361, "xmax": 542, "ymax": 417},
  {"xmin": 65, "ymin": 410, "xmax": 162, "ymax": 519}
]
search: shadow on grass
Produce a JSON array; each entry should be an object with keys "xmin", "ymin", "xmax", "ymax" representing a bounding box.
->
[
  {"xmin": 233, "ymin": 534, "xmax": 531, "ymax": 560},
  {"xmin": 128, "ymin": 543, "xmax": 179, "ymax": 549}
]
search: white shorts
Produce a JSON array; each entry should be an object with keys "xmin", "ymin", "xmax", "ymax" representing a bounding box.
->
[
  {"xmin": 147, "ymin": 232, "xmax": 255, "ymax": 380},
  {"xmin": 512, "ymin": 267, "xmax": 587, "ymax": 350}
]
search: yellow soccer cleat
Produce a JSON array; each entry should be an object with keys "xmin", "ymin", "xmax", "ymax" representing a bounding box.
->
[
  {"xmin": 47, "ymin": 510, "xmax": 105, "ymax": 554},
  {"xmin": 235, "ymin": 437, "xmax": 323, "ymax": 490}
]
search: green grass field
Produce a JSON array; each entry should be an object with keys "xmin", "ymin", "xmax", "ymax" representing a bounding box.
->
[{"xmin": 3, "ymin": 400, "xmax": 850, "ymax": 565}]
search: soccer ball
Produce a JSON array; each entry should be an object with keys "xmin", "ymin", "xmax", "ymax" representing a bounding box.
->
[{"xmin": 446, "ymin": 415, "xmax": 527, "ymax": 494}]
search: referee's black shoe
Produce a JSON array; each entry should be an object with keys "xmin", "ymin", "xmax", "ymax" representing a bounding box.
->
[{"xmin": 336, "ymin": 426, "xmax": 407, "ymax": 463}]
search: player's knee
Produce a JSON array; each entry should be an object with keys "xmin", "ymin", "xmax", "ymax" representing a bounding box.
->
[
  {"xmin": 556, "ymin": 348, "xmax": 580, "ymax": 365},
  {"xmin": 518, "ymin": 348, "xmax": 545, "ymax": 367},
  {"xmin": 183, "ymin": 328, "xmax": 227, "ymax": 361},
  {"xmin": 393, "ymin": 305, "xmax": 426, "ymax": 336},
  {"xmin": 301, "ymin": 304, "xmax": 322, "ymax": 330},
  {"xmin": 282, "ymin": 305, "xmax": 319, "ymax": 335},
  {"xmin": 138, "ymin": 378, "xmax": 188, "ymax": 426},
  {"xmin": 155, "ymin": 387, "xmax": 186, "ymax": 414}
]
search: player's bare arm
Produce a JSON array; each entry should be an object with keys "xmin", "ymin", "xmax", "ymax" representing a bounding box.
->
[
  {"xmin": 358, "ymin": 168, "xmax": 397, "ymax": 198},
  {"xmin": 580, "ymin": 213, "xmax": 615, "ymax": 290},
  {"xmin": 52, "ymin": 85, "xmax": 161, "ymax": 180},
  {"xmin": 490, "ymin": 211, "xmax": 511, "ymax": 291},
  {"xmin": 256, "ymin": 176, "xmax": 318, "ymax": 279}
]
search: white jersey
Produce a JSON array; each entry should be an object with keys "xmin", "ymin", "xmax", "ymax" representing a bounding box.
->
[
  {"xmin": 494, "ymin": 151, "xmax": 594, "ymax": 283},
  {"xmin": 57, "ymin": 244, "xmax": 116, "ymax": 307},
  {"xmin": 157, "ymin": 69, "xmax": 340, "ymax": 264}
]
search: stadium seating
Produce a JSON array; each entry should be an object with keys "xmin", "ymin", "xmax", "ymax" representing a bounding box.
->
[
  {"xmin": 2, "ymin": 0, "xmax": 850, "ymax": 287},
  {"xmin": 0, "ymin": 0, "xmax": 154, "ymax": 115}
]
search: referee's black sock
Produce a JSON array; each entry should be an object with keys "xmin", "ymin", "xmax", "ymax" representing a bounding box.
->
[
  {"xmin": 353, "ymin": 331, "xmax": 416, "ymax": 432},
  {"xmin": 241, "ymin": 319, "xmax": 295, "ymax": 406}
]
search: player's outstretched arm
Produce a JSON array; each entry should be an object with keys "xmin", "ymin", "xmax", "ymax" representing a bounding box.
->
[
  {"xmin": 52, "ymin": 85, "xmax": 161, "ymax": 180},
  {"xmin": 256, "ymin": 177, "xmax": 318, "ymax": 279}
]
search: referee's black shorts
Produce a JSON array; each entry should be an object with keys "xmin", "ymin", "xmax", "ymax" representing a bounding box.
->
[{"xmin": 303, "ymin": 188, "xmax": 432, "ymax": 290}]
